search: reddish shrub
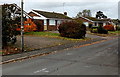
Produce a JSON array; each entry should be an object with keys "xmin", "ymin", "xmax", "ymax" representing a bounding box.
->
[
  {"xmin": 104, "ymin": 25, "xmax": 115, "ymax": 31},
  {"xmin": 58, "ymin": 20, "xmax": 86, "ymax": 39},
  {"xmin": 16, "ymin": 18, "xmax": 37, "ymax": 32}
]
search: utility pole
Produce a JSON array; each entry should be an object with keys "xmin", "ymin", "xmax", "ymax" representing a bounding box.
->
[{"xmin": 21, "ymin": 0, "xmax": 24, "ymax": 52}]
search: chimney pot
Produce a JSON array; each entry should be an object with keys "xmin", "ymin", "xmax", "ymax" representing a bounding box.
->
[{"xmin": 64, "ymin": 12, "xmax": 67, "ymax": 16}]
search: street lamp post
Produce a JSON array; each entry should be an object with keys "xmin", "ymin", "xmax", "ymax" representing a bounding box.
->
[{"xmin": 21, "ymin": 0, "xmax": 24, "ymax": 52}]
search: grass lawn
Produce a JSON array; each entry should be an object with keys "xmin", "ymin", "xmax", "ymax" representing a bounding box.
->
[
  {"xmin": 25, "ymin": 32, "xmax": 59, "ymax": 37},
  {"xmin": 88, "ymin": 30, "xmax": 120, "ymax": 37},
  {"xmin": 109, "ymin": 31, "xmax": 120, "ymax": 34},
  {"xmin": 25, "ymin": 32, "xmax": 90, "ymax": 41},
  {"xmin": 0, "ymin": 51, "xmax": 2, "ymax": 55}
]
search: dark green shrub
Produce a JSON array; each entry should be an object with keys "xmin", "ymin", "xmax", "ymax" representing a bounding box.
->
[
  {"xmin": 2, "ymin": 4, "xmax": 19, "ymax": 47},
  {"xmin": 89, "ymin": 24, "xmax": 93, "ymax": 28},
  {"xmin": 98, "ymin": 26, "xmax": 108, "ymax": 34},
  {"xmin": 116, "ymin": 26, "xmax": 120, "ymax": 31},
  {"xmin": 58, "ymin": 20, "xmax": 86, "ymax": 39}
]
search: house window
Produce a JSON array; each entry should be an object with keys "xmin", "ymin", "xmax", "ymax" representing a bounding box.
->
[
  {"xmin": 44, "ymin": 19, "xmax": 47, "ymax": 25},
  {"xmin": 83, "ymin": 22, "xmax": 89, "ymax": 27},
  {"xmin": 49, "ymin": 19, "xmax": 55, "ymax": 25},
  {"xmin": 57, "ymin": 20, "xmax": 61, "ymax": 25}
]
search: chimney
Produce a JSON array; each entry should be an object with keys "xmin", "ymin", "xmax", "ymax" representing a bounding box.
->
[{"xmin": 64, "ymin": 12, "xmax": 67, "ymax": 16}]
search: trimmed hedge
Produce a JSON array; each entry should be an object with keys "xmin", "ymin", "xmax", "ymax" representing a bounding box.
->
[{"xmin": 58, "ymin": 20, "xmax": 86, "ymax": 39}]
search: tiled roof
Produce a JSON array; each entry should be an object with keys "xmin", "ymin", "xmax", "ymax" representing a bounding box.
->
[
  {"xmin": 112, "ymin": 19, "xmax": 120, "ymax": 24},
  {"xmin": 32, "ymin": 10, "xmax": 71, "ymax": 19},
  {"xmin": 85, "ymin": 16, "xmax": 110, "ymax": 22},
  {"xmin": 28, "ymin": 12, "xmax": 41, "ymax": 17}
]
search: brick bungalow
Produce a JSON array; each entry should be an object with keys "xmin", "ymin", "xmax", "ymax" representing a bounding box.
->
[
  {"xmin": 77, "ymin": 16, "xmax": 111, "ymax": 27},
  {"xmin": 28, "ymin": 10, "xmax": 72, "ymax": 31}
]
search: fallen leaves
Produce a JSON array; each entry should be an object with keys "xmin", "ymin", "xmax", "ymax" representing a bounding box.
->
[
  {"xmin": 74, "ymin": 40, "xmax": 106, "ymax": 48},
  {"xmin": 2, "ymin": 46, "xmax": 21, "ymax": 56}
]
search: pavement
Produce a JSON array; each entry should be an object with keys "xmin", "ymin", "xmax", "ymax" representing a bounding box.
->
[
  {"xmin": 2, "ymin": 35, "xmax": 118, "ymax": 75},
  {"xmin": 1, "ymin": 33, "xmax": 117, "ymax": 63}
]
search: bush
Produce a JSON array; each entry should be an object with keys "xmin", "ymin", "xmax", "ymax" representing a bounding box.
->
[
  {"xmin": 103, "ymin": 25, "xmax": 115, "ymax": 31},
  {"xmin": 116, "ymin": 26, "xmax": 120, "ymax": 31},
  {"xmin": 2, "ymin": 4, "xmax": 19, "ymax": 47},
  {"xmin": 88, "ymin": 24, "xmax": 93, "ymax": 28},
  {"xmin": 58, "ymin": 20, "xmax": 86, "ymax": 39},
  {"xmin": 90, "ymin": 26, "xmax": 98, "ymax": 33},
  {"xmin": 98, "ymin": 26, "xmax": 108, "ymax": 34},
  {"xmin": 92, "ymin": 29, "xmax": 98, "ymax": 33}
]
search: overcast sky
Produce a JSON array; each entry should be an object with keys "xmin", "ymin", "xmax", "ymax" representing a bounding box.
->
[{"xmin": 0, "ymin": 0, "xmax": 119, "ymax": 19}]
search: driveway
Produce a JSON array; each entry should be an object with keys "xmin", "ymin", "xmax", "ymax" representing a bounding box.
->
[
  {"xmin": 16, "ymin": 35, "xmax": 75, "ymax": 51},
  {"xmin": 15, "ymin": 31, "xmax": 107, "ymax": 51}
]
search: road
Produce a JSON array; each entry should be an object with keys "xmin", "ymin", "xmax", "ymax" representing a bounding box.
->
[{"xmin": 2, "ymin": 37, "xmax": 118, "ymax": 75}]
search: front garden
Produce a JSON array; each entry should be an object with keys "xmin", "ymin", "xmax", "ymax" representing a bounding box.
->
[
  {"xmin": 89, "ymin": 25, "xmax": 120, "ymax": 37},
  {"xmin": 2, "ymin": 20, "xmax": 88, "ymax": 56},
  {"xmin": 2, "ymin": 31, "xmax": 90, "ymax": 56}
]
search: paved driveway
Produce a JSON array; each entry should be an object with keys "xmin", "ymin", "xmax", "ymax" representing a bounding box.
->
[
  {"xmin": 15, "ymin": 32, "xmax": 109, "ymax": 51},
  {"xmin": 16, "ymin": 35, "xmax": 74, "ymax": 51}
]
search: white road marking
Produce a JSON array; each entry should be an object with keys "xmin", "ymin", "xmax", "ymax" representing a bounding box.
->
[
  {"xmin": 34, "ymin": 68, "xmax": 49, "ymax": 74},
  {"xmin": 84, "ymin": 66, "xmax": 91, "ymax": 68},
  {"xmin": 66, "ymin": 53, "xmax": 72, "ymax": 55}
]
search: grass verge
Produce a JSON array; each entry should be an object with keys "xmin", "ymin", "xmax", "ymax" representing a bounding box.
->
[
  {"xmin": 24, "ymin": 32, "xmax": 90, "ymax": 41},
  {"xmin": 88, "ymin": 30, "xmax": 120, "ymax": 37},
  {"xmin": 108, "ymin": 31, "xmax": 120, "ymax": 34}
]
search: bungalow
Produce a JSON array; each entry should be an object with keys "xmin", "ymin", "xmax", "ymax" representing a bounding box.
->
[
  {"xmin": 112, "ymin": 19, "xmax": 120, "ymax": 26},
  {"xmin": 77, "ymin": 16, "xmax": 111, "ymax": 27},
  {"xmin": 28, "ymin": 10, "xmax": 72, "ymax": 31},
  {"xmin": 76, "ymin": 16, "xmax": 94, "ymax": 27}
]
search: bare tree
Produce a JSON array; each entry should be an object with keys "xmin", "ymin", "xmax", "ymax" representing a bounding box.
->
[
  {"xmin": 76, "ymin": 11, "xmax": 82, "ymax": 18},
  {"xmin": 76, "ymin": 9, "xmax": 92, "ymax": 18}
]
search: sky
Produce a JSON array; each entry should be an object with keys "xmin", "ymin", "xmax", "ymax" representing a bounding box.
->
[{"xmin": 0, "ymin": 0, "xmax": 119, "ymax": 19}]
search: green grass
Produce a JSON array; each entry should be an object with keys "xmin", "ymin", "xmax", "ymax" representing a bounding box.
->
[
  {"xmin": 24, "ymin": 32, "xmax": 90, "ymax": 41},
  {"xmin": 25, "ymin": 32, "xmax": 59, "ymax": 37},
  {"xmin": 109, "ymin": 31, "xmax": 120, "ymax": 34},
  {"xmin": 88, "ymin": 30, "xmax": 120, "ymax": 37},
  {"xmin": 0, "ymin": 51, "xmax": 2, "ymax": 55}
]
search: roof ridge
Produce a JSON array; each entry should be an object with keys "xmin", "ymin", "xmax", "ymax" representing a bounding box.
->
[
  {"xmin": 32, "ymin": 10, "xmax": 71, "ymax": 19},
  {"xmin": 33, "ymin": 9, "xmax": 63, "ymax": 15},
  {"xmin": 80, "ymin": 16, "xmax": 94, "ymax": 22}
]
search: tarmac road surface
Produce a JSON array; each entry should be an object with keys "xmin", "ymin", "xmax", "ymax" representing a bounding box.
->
[{"xmin": 2, "ymin": 37, "xmax": 118, "ymax": 75}]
